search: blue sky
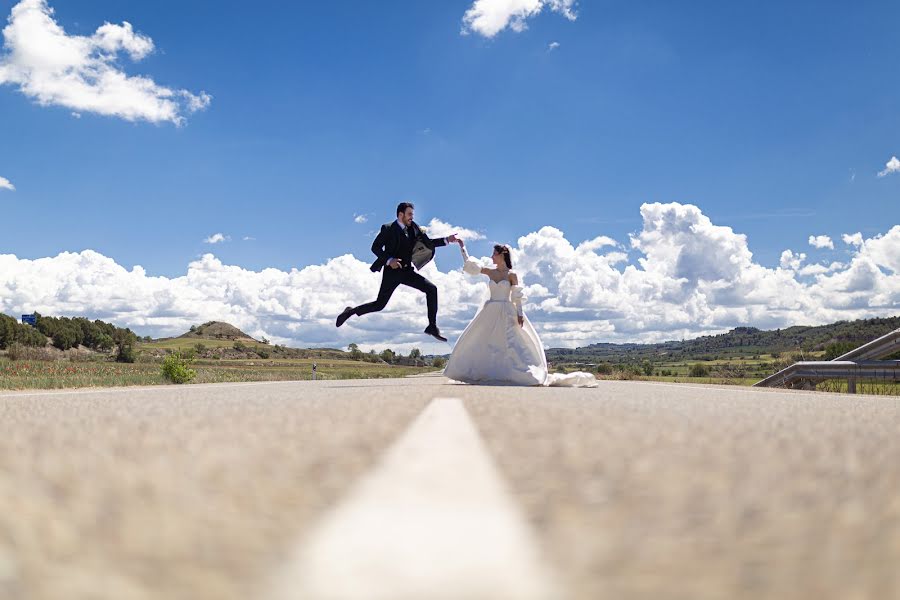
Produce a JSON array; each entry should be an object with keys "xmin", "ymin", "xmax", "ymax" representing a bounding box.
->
[{"xmin": 0, "ymin": 0, "xmax": 898, "ymax": 350}]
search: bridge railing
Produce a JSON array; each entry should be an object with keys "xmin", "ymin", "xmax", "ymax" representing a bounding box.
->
[{"xmin": 753, "ymin": 328, "xmax": 900, "ymax": 393}]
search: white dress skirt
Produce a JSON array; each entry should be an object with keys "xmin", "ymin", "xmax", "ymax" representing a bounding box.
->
[{"xmin": 443, "ymin": 256, "xmax": 597, "ymax": 387}]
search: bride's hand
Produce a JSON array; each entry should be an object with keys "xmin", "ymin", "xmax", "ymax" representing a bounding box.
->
[{"xmin": 457, "ymin": 239, "xmax": 465, "ymax": 248}]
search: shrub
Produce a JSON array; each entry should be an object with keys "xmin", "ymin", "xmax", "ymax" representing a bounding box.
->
[
  {"xmin": 116, "ymin": 343, "xmax": 136, "ymax": 363},
  {"xmin": 162, "ymin": 352, "xmax": 196, "ymax": 384},
  {"xmin": 194, "ymin": 343, "xmax": 207, "ymax": 355},
  {"xmin": 595, "ymin": 363, "xmax": 613, "ymax": 375},
  {"xmin": 689, "ymin": 364, "xmax": 710, "ymax": 377},
  {"xmin": 52, "ymin": 327, "xmax": 79, "ymax": 351},
  {"xmin": 256, "ymin": 349, "xmax": 270, "ymax": 359},
  {"xmin": 233, "ymin": 341, "xmax": 246, "ymax": 352},
  {"xmin": 432, "ymin": 357, "xmax": 446, "ymax": 369},
  {"xmin": 6, "ymin": 342, "xmax": 24, "ymax": 361},
  {"xmin": 824, "ymin": 342, "xmax": 858, "ymax": 360}
]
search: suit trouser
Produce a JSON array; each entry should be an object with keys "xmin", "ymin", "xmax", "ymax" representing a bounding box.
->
[{"xmin": 354, "ymin": 267, "xmax": 438, "ymax": 327}]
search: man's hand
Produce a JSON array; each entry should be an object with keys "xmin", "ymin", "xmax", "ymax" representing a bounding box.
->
[
  {"xmin": 388, "ymin": 258, "xmax": 402, "ymax": 269},
  {"xmin": 517, "ymin": 315, "xmax": 524, "ymax": 327},
  {"xmin": 447, "ymin": 234, "xmax": 459, "ymax": 244}
]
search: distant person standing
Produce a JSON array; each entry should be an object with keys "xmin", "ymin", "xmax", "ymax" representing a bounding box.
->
[{"xmin": 336, "ymin": 202, "xmax": 457, "ymax": 342}]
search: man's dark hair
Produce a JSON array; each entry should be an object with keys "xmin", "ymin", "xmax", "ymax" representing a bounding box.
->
[{"xmin": 397, "ymin": 202, "xmax": 415, "ymax": 217}]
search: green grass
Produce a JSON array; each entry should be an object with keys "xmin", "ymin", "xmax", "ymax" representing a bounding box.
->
[
  {"xmin": 0, "ymin": 357, "xmax": 437, "ymax": 390},
  {"xmin": 554, "ymin": 355, "xmax": 900, "ymax": 396}
]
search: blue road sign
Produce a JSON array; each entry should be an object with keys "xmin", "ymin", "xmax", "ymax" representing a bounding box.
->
[{"xmin": 21, "ymin": 314, "xmax": 36, "ymax": 326}]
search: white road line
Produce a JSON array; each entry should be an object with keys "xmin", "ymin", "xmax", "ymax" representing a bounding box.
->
[{"xmin": 266, "ymin": 397, "xmax": 561, "ymax": 600}]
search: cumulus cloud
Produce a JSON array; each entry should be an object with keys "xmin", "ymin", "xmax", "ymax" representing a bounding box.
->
[
  {"xmin": 0, "ymin": 0, "xmax": 210, "ymax": 125},
  {"xmin": 878, "ymin": 156, "xmax": 900, "ymax": 178},
  {"xmin": 779, "ymin": 250, "xmax": 806, "ymax": 271},
  {"xmin": 576, "ymin": 235, "xmax": 619, "ymax": 253},
  {"xmin": 462, "ymin": 0, "xmax": 577, "ymax": 38},
  {"xmin": 808, "ymin": 235, "xmax": 834, "ymax": 249},
  {"xmin": 204, "ymin": 233, "xmax": 229, "ymax": 245},
  {"xmin": 842, "ymin": 232, "xmax": 863, "ymax": 247},
  {"xmin": 353, "ymin": 214, "xmax": 368, "ymax": 224},
  {"xmin": 422, "ymin": 218, "xmax": 485, "ymax": 241},
  {"xmin": 1, "ymin": 203, "xmax": 898, "ymax": 352},
  {"xmin": 548, "ymin": 41, "xmax": 560, "ymax": 51},
  {"xmin": 0, "ymin": 176, "xmax": 14, "ymax": 191}
]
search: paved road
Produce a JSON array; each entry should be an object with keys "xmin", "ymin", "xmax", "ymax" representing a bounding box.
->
[{"xmin": 0, "ymin": 378, "xmax": 898, "ymax": 599}]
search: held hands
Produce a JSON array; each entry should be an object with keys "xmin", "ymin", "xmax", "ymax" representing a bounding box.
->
[
  {"xmin": 517, "ymin": 315, "xmax": 524, "ymax": 327},
  {"xmin": 456, "ymin": 238, "xmax": 465, "ymax": 248},
  {"xmin": 447, "ymin": 234, "xmax": 459, "ymax": 244}
]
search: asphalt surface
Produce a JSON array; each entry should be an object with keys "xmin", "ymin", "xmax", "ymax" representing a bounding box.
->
[{"xmin": 0, "ymin": 377, "xmax": 898, "ymax": 600}]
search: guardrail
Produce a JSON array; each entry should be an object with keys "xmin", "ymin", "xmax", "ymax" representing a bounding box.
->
[{"xmin": 753, "ymin": 328, "xmax": 900, "ymax": 393}]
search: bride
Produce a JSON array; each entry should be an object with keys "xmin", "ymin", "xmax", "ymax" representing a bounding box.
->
[{"xmin": 443, "ymin": 240, "xmax": 597, "ymax": 387}]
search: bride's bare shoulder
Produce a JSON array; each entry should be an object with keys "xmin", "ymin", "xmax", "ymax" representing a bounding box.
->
[{"xmin": 508, "ymin": 271, "xmax": 519, "ymax": 285}]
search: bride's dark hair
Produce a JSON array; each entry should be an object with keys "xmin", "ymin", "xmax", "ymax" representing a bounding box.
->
[{"xmin": 493, "ymin": 244, "xmax": 512, "ymax": 269}]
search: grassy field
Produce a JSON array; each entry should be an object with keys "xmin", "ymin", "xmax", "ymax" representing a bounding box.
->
[
  {"xmin": 553, "ymin": 355, "xmax": 900, "ymax": 396},
  {"xmin": 0, "ymin": 357, "xmax": 437, "ymax": 390}
]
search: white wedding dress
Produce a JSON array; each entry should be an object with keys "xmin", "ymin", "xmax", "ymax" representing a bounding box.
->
[{"xmin": 443, "ymin": 249, "xmax": 598, "ymax": 387}]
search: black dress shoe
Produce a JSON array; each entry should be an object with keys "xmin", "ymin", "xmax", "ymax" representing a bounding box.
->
[
  {"xmin": 336, "ymin": 306, "xmax": 354, "ymax": 328},
  {"xmin": 424, "ymin": 325, "xmax": 447, "ymax": 342}
]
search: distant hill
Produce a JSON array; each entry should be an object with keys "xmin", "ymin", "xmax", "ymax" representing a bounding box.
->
[
  {"xmin": 178, "ymin": 321, "xmax": 257, "ymax": 342},
  {"xmin": 546, "ymin": 316, "xmax": 900, "ymax": 364}
]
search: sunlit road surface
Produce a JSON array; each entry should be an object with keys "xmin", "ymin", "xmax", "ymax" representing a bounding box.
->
[{"xmin": 1, "ymin": 377, "xmax": 898, "ymax": 600}]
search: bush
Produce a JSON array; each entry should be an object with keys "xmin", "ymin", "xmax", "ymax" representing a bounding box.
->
[
  {"xmin": 116, "ymin": 343, "xmax": 136, "ymax": 363},
  {"xmin": 162, "ymin": 352, "xmax": 196, "ymax": 384},
  {"xmin": 432, "ymin": 357, "xmax": 446, "ymax": 369},
  {"xmin": 824, "ymin": 341, "xmax": 858, "ymax": 360},
  {"xmin": 689, "ymin": 364, "xmax": 710, "ymax": 377},
  {"xmin": 595, "ymin": 363, "xmax": 613, "ymax": 375},
  {"xmin": 52, "ymin": 327, "xmax": 79, "ymax": 351},
  {"xmin": 194, "ymin": 343, "xmax": 207, "ymax": 355},
  {"xmin": 6, "ymin": 342, "xmax": 24, "ymax": 361},
  {"xmin": 233, "ymin": 341, "xmax": 247, "ymax": 352},
  {"xmin": 256, "ymin": 349, "xmax": 270, "ymax": 359}
]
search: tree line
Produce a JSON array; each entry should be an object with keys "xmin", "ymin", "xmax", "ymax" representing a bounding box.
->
[{"xmin": 0, "ymin": 312, "xmax": 139, "ymax": 362}]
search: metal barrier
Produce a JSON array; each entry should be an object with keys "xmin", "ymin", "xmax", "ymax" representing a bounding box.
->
[{"xmin": 753, "ymin": 328, "xmax": 900, "ymax": 393}]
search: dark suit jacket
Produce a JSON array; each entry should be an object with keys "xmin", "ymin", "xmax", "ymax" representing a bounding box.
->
[{"xmin": 370, "ymin": 221, "xmax": 447, "ymax": 272}]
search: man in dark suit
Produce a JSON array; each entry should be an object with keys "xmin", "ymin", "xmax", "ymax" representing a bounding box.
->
[{"xmin": 336, "ymin": 202, "xmax": 457, "ymax": 341}]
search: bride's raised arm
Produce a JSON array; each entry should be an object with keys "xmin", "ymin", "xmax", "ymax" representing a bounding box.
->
[{"xmin": 458, "ymin": 240, "xmax": 487, "ymax": 276}]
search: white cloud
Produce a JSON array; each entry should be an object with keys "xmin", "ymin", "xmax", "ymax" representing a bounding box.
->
[
  {"xmin": 808, "ymin": 235, "xmax": 834, "ymax": 249},
  {"xmin": 0, "ymin": 176, "xmax": 14, "ymax": 191},
  {"xmin": 354, "ymin": 214, "xmax": 368, "ymax": 224},
  {"xmin": 204, "ymin": 233, "xmax": 229, "ymax": 245},
  {"xmin": 877, "ymin": 156, "xmax": 900, "ymax": 178},
  {"xmin": 576, "ymin": 235, "xmax": 618, "ymax": 253},
  {"xmin": 0, "ymin": 0, "xmax": 210, "ymax": 125},
  {"xmin": 548, "ymin": 41, "xmax": 560, "ymax": 51},
  {"xmin": 1, "ymin": 203, "xmax": 898, "ymax": 352},
  {"xmin": 779, "ymin": 249, "xmax": 806, "ymax": 271},
  {"xmin": 462, "ymin": 0, "xmax": 577, "ymax": 38},
  {"xmin": 242, "ymin": 236, "xmax": 255, "ymax": 242},
  {"xmin": 842, "ymin": 232, "xmax": 863, "ymax": 247},
  {"xmin": 421, "ymin": 218, "xmax": 485, "ymax": 241},
  {"xmin": 798, "ymin": 262, "xmax": 843, "ymax": 277}
]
